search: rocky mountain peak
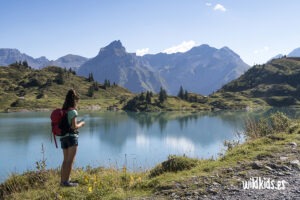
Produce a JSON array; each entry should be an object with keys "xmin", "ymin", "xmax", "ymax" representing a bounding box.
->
[{"xmin": 98, "ymin": 40, "xmax": 126, "ymax": 56}]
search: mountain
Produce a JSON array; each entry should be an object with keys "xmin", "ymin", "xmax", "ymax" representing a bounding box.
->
[
  {"xmin": 144, "ymin": 45, "xmax": 249, "ymax": 95},
  {"xmin": 47, "ymin": 54, "xmax": 88, "ymax": 70},
  {"xmin": 288, "ymin": 47, "xmax": 300, "ymax": 57},
  {"xmin": 1, "ymin": 41, "xmax": 249, "ymax": 95},
  {"xmin": 0, "ymin": 48, "xmax": 49, "ymax": 68},
  {"xmin": 269, "ymin": 54, "xmax": 284, "ymax": 61},
  {"xmin": 78, "ymin": 40, "xmax": 166, "ymax": 93},
  {"xmin": 217, "ymin": 57, "xmax": 300, "ymax": 107},
  {"xmin": 78, "ymin": 41, "xmax": 249, "ymax": 95},
  {"xmin": 0, "ymin": 49, "xmax": 88, "ymax": 70}
]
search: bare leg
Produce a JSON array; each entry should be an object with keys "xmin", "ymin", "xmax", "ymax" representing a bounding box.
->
[{"xmin": 61, "ymin": 146, "xmax": 77, "ymax": 183}]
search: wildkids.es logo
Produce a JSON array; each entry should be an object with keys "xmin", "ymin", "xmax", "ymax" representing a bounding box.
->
[{"xmin": 242, "ymin": 177, "xmax": 287, "ymax": 190}]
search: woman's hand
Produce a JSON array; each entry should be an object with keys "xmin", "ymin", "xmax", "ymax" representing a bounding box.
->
[{"xmin": 71, "ymin": 117, "xmax": 85, "ymax": 129}]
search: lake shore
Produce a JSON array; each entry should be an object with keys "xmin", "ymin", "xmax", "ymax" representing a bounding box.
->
[{"xmin": 1, "ymin": 113, "xmax": 299, "ymax": 199}]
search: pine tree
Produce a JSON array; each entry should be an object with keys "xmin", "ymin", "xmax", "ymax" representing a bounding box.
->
[
  {"xmin": 139, "ymin": 92, "xmax": 145, "ymax": 102},
  {"xmin": 104, "ymin": 79, "xmax": 111, "ymax": 88},
  {"xmin": 56, "ymin": 71, "xmax": 64, "ymax": 85},
  {"xmin": 159, "ymin": 87, "xmax": 167, "ymax": 103},
  {"xmin": 88, "ymin": 85, "xmax": 94, "ymax": 97},
  {"xmin": 22, "ymin": 60, "xmax": 29, "ymax": 68},
  {"xmin": 90, "ymin": 73, "xmax": 94, "ymax": 82},
  {"xmin": 146, "ymin": 91, "xmax": 151, "ymax": 103},
  {"xmin": 178, "ymin": 86, "xmax": 184, "ymax": 99},
  {"xmin": 184, "ymin": 90, "xmax": 188, "ymax": 100}
]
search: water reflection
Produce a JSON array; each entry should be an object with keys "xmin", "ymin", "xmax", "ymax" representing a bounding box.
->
[{"xmin": 1, "ymin": 108, "xmax": 299, "ymax": 183}]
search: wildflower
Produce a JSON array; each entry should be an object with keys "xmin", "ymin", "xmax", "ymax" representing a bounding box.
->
[
  {"xmin": 88, "ymin": 186, "xmax": 93, "ymax": 193},
  {"xmin": 129, "ymin": 175, "xmax": 135, "ymax": 187},
  {"xmin": 84, "ymin": 175, "xmax": 89, "ymax": 183},
  {"xmin": 137, "ymin": 176, "xmax": 142, "ymax": 183},
  {"xmin": 56, "ymin": 193, "xmax": 63, "ymax": 200}
]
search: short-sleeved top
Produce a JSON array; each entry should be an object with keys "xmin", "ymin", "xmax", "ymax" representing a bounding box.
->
[
  {"xmin": 68, "ymin": 109, "xmax": 78, "ymax": 125},
  {"xmin": 60, "ymin": 109, "xmax": 79, "ymax": 138}
]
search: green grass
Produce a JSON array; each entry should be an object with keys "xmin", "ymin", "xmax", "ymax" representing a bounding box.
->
[{"xmin": 0, "ymin": 65, "xmax": 133, "ymax": 112}]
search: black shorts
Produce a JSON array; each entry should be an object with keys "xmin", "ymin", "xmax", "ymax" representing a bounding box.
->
[{"xmin": 60, "ymin": 136, "xmax": 78, "ymax": 149}]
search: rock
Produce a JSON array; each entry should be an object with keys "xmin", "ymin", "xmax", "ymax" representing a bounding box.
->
[
  {"xmin": 280, "ymin": 156, "xmax": 289, "ymax": 161},
  {"xmin": 251, "ymin": 161, "xmax": 263, "ymax": 169},
  {"xmin": 282, "ymin": 165, "xmax": 292, "ymax": 171},
  {"xmin": 207, "ymin": 188, "xmax": 218, "ymax": 195},
  {"xmin": 264, "ymin": 165, "xmax": 274, "ymax": 171},
  {"xmin": 275, "ymin": 172, "xmax": 285, "ymax": 176},
  {"xmin": 288, "ymin": 142, "xmax": 297, "ymax": 147},
  {"xmin": 290, "ymin": 160, "xmax": 300, "ymax": 169},
  {"xmin": 212, "ymin": 182, "xmax": 220, "ymax": 186}
]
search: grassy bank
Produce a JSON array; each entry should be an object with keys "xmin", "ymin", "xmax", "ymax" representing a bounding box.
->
[{"xmin": 1, "ymin": 112, "xmax": 300, "ymax": 199}]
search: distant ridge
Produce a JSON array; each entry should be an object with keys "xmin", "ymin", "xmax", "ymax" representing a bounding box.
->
[
  {"xmin": 78, "ymin": 41, "xmax": 249, "ymax": 95},
  {"xmin": 0, "ymin": 49, "xmax": 88, "ymax": 70},
  {"xmin": 0, "ymin": 41, "xmax": 250, "ymax": 95},
  {"xmin": 0, "ymin": 48, "xmax": 49, "ymax": 68}
]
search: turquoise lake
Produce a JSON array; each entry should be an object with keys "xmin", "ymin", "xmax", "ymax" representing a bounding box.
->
[{"xmin": 1, "ymin": 109, "xmax": 298, "ymax": 183}]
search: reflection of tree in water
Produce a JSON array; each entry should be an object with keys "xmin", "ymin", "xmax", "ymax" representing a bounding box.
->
[
  {"xmin": 126, "ymin": 112, "xmax": 155, "ymax": 129},
  {"xmin": 127, "ymin": 112, "xmax": 204, "ymax": 132},
  {"xmin": 158, "ymin": 116, "xmax": 168, "ymax": 132},
  {"xmin": 85, "ymin": 112, "xmax": 129, "ymax": 135},
  {"xmin": 177, "ymin": 114, "xmax": 200, "ymax": 131}
]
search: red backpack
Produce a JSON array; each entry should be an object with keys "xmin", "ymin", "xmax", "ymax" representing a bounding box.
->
[{"xmin": 50, "ymin": 108, "xmax": 73, "ymax": 148}]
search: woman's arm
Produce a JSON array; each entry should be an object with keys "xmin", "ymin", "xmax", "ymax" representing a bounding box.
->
[{"xmin": 71, "ymin": 117, "xmax": 85, "ymax": 130}]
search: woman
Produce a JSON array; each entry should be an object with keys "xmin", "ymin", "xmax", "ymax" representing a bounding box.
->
[{"xmin": 60, "ymin": 89, "xmax": 85, "ymax": 187}]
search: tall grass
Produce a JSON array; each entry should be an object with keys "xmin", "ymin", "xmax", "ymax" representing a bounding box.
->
[{"xmin": 243, "ymin": 112, "xmax": 291, "ymax": 139}]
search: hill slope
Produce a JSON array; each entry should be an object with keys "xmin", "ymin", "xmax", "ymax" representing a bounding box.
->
[
  {"xmin": 215, "ymin": 57, "xmax": 300, "ymax": 107},
  {"xmin": 0, "ymin": 63, "xmax": 133, "ymax": 112}
]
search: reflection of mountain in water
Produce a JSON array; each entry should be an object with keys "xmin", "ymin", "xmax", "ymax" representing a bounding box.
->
[{"xmin": 88, "ymin": 111, "xmax": 249, "ymax": 152}]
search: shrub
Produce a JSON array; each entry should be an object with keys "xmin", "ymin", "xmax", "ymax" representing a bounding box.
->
[
  {"xmin": 149, "ymin": 155, "xmax": 198, "ymax": 177},
  {"xmin": 243, "ymin": 112, "xmax": 291, "ymax": 140},
  {"xmin": 270, "ymin": 112, "xmax": 291, "ymax": 132}
]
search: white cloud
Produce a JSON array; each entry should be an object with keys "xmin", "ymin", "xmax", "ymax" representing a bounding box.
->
[
  {"xmin": 136, "ymin": 48, "xmax": 149, "ymax": 56},
  {"xmin": 213, "ymin": 4, "xmax": 226, "ymax": 12},
  {"xmin": 163, "ymin": 40, "xmax": 196, "ymax": 54},
  {"xmin": 206, "ymin": 2, "xmax": 212, "ymax": 7},
  {"xmin": 254, "ymin": 46, "xmax": 270, "ymax": 54}
]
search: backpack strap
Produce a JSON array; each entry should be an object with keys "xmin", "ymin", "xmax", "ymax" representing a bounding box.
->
[{"xmin": 54, "ymin": 135, "xmax": 58, "ymax": 148}]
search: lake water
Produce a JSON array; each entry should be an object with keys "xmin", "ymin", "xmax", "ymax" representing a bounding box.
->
[{"xmin": 0, "ymin": 109, "xmax": 298, "ymax": 183}]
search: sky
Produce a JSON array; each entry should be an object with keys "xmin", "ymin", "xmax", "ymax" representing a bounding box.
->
[{"xmin": 1, "ymin": 0, "xmax": 300, "ymax": 65}]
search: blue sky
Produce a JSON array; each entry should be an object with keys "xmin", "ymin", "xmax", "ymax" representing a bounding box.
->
[{"xmin": 1, "ymin": 0, "xmax": 299, "ymax": 65}]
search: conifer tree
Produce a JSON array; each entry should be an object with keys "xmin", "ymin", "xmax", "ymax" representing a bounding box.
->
[
  {"xmin": 146, "ymin": 91, "xmax": 151, "ymax": 103},
  {"xmin": 159, "ymin": 87, "xmax": 167, "ymax": 103},
  {"xmin": 178, "ymin": 86, "xmax": 184, "ymax": 99}
]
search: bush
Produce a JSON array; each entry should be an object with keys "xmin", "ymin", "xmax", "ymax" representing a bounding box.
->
[
  {"xmin": 270, "ymin": 112, "xmax": 291, "ymax": 132},
  {"xmin": 0, "ymin": 171, "xmax": 48, "ymax": 198},
  {"xmin": 149, "ymin": 155, "xmax": 198, "ymax": 178},
  {"xmin": 243, "ymin": 112, "xmax": 291, "ymax": 139}
]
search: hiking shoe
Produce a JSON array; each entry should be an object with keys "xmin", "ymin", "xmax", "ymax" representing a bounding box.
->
[
  {"xmin": 69, "ymin": 179, "xmax": 79, "ymax": 184},
  {"xmin": 60, "ymin": 181, "xmax": 79, "ymax": 187}
]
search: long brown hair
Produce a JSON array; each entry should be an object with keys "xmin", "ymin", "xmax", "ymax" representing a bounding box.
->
[{"xmin": 62, "ymin": 89, "xmax": 79, "ymax": 110}]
